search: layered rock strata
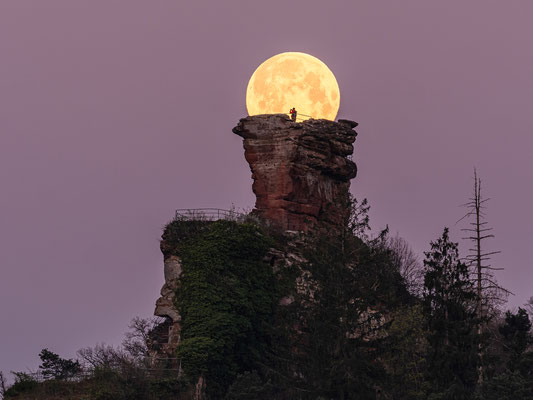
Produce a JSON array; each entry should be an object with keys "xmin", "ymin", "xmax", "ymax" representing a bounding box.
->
[{"xmin": 233, "ymin": 114, "xmax": 358, "ymax": 231}]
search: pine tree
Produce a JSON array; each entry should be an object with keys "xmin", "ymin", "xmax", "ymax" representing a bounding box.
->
[
  {"xmin": 38, "ymin": 348, "xmax": 81, "ymax": 380},
  {"xmin": 423, "ymin": 228, "xmax": 480, "ymax": 398}
]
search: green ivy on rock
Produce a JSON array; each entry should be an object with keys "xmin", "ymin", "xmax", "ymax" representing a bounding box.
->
[{"xmin": 173, "ymin": 220, "xmax": 276, "ymax": 398}]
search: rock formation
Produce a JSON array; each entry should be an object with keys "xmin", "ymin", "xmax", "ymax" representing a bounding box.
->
[
  {"xmin": 153, "ymin": 254, "xmax": 182, "ymax": 357},
  {"xmin": 233, "ymin": 114, "xmax": 358, "ymax": 231},
  {"xmin": 151, "ymin": 114, "xmax": 359, "ymax": 398},
  {"xmin": 154, "ymin": 114, "xmax": 359, "ymax": 354}
]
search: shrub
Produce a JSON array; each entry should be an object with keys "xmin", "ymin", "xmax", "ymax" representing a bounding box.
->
[{"xmin": 4, "ymin": 372, "xmax": 39, "ymax": 398}]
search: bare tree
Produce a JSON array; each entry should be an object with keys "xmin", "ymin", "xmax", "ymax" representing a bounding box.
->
[
  {"xmin": 122, "ymin": 317, "xmax": 164, "ymax": 361},
  {"xmin": 458, "ymin": 168, "xmax": 511, "ymax": 384},
  {"xmin": 77, "ymin": 317, "xmax": 167, "ymax": 372},
  {"xmin": 77, "ymin": 343, "xmax": 125, "ymax": 370},
  {"xmin": 386, "ymin": 234, "xmax": 424, "ymax": 296}
]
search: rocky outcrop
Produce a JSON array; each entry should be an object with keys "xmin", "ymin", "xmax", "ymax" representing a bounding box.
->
[
  {"xmin": 153, "ymin": 255, "xmax": 182, "ymax": 357},
  {"xmin": 233, "ymin": 114, "xmax": 358, "ymax": 232},
  {"xmin": 151, "ymin": 114, "xmax": 359, "ymax": 397}
]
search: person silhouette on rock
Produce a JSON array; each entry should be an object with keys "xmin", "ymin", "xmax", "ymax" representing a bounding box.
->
[{"xmin": 289, "ymin": 107, "xmax": 297, "ymax": 122}]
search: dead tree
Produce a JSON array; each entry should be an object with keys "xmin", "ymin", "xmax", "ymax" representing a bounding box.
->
[{"xmin": 458, "ymin": 168, "xmax": 511, "ymax": 385}]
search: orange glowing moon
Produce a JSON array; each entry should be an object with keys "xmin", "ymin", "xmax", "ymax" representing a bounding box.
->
[{"xmin": 246, "ymin": 52, "xmax": 340, "ymax": 121}]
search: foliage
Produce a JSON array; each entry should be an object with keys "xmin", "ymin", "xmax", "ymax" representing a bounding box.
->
[
  {"xmin": 423, "ymin": 228, "xmax": 480, "ymax": 399},
  {"xmin": 261, "ymin": 196, "xmax": 411, "ymax": 399},
  {"xmin": 224, "ymin": 370, "xmax": 276, "ymax": 400},
  {"xmin": 347, "ymin": 196, "xmax": 370, "ymax": 240},
  {"xmin": 161, "ymin": 217, "xmax": 211, "ymax": 257},
  {"xmin": 383, "ymin": 304, "xmax": 430, "ymax": 399},
  {"xmin": 4, "ymin": 318, "xmax": 186, "ymax": 400},
  {"xmin": 38, "ymin": 348, "xmax": 81, "ymax": 380},
  {"xmin": 4, "ymin": 377, "xmax": 84, "ymax": 399},
  {"xmin": 499, "ymin": 308, "xmax": 533, "ymax": 372},
  {"xmin": 85, "ymin": 367, "xmax": 184, "ymax": 400},
  {"xmin": 478, "ymin": 371, "xmax": 533, "ymax": 400},
  {"xmin": 174, "ymin": 220, "xmax": 276, "ymax": 398},
  {"xmin": 294, "ymin": 233, "xmax": 383, "ymax": 398},
  {"xmin": 3, "ymin": 372, "xmax": 38, "ymax": 398},
  {"xmin": 6, "ymin": 196, "xmax": 532, "ymax": 399},
  {"xmin": 176, "ymin": 337, "xmax": 216, "ymax": 378}
]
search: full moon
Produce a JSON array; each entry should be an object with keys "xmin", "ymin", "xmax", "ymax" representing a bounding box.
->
[{"xmin": 246, "ymin": 52, "xmax": 340, "ymax": 121}]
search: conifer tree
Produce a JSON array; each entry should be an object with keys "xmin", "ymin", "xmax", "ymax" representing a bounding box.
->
[
  {"xmin": 423, "ymin": 228, "xmax": 479, "ymax": 399},
  {"xmin": 38, "ymin": 348, "xmax": 81, "ymax": 380}
]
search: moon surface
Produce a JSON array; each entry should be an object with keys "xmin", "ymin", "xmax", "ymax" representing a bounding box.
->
[{"xmin": 246, "ymin": 52, "xmax": 340, "ymax": 121}]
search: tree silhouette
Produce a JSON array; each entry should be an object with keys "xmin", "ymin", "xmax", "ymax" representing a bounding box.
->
[
  {"xmin": 38, "ymin": 348, "xmax": 81, "ymax": 380},
  {"xmin": 458, "ymin": 169, "xmax": 511, "ymax": 383},
  {"xmin": 423, "ymin": 228, "xmax": 479, "ymax": 398}
]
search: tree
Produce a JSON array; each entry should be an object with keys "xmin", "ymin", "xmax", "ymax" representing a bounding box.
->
[
  {"xmin": 224, "ymin": 371, "xmax": 276, "ymax": 400},
  {"xmin": 122, "ymin": 316, "xmax": 165, "ymax": 363},
  {"xmin": 384, "ymin": 304, "xmax": 429, "ymax": 399},
  {"xmin": 479, "ymin": 371, "xmax": 533, "ymax": 400},
  {"xmin": 267, "ymin": 196, "xmax": 409, "ymax": 399},
  {"xmin": 0, "ymin": 371, "xmax": 6, "ymax": 398},
  {"xmin": 458, "ymin": 169, "xmax": 511, "ymax": 383},
  {"xmin": 499, "ymin": 308, "xmax": 533, "ymax": 374},
  {"xmin": 77, "ymin": 343, "xmax": 125, "ymax": 370},
  {"xmin": 347, "ymin": 196, "xmax": 371, "ymax": 241},
  {"xmin": 386, "ymin": 234, "xmax": 424, "ymax": 296},
  {"xmin": 479, "ymin": 309, "xmax": 533, "ymax": 399},
  {"xmin": 458, "ymin": 169, "xmax": 509, "ymax": 313},
  {"xmin": 38, "ymin": 348, "xmax": 81, "ymax": 380},
  {"xmin": 296, "ymin": 229, "xmax": 387, "ymax": 399},
  {"xmin": 525, "ymin": 296, "xmax": 533, "ymax": 318},
  {"xmin": 3, "ymin": 372, "xmax": 38, "ymax": 398},
  {"xmin": 423, "ymin": 228, "xmax": 480, "ymax": 398}
]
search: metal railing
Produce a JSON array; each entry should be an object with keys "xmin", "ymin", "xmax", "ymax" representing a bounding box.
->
[
  {"xmin": 284, "ymin": 112, "xmax": 315, "ymax": 122},
  {"xmin": 174, "ymin": 208, "xmax": 246, "ymax": 222},
  {"xmin": 173, "ymin": 208, "xmax": 317, "ymax": 232},
  {"xmin": 21, "ymin": 357, "xmax": 182, "ymax": 382}
]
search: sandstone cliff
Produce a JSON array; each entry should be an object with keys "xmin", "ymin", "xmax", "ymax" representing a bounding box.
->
[
  {"xmin": 232, "ymin": 114, "xmax": 358, "ymax": 231},
  {"xmin": 154, "ymin": 114, "xmax": 360, "ymax": 358},
  {"xmin": 151, "ymin": 115, "xmax": 361, "ymax": 399}
]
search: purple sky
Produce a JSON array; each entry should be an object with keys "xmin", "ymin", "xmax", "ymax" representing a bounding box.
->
[{"xmin": 1, "ymin": 1, "xmax": 532, "ymax": 377}]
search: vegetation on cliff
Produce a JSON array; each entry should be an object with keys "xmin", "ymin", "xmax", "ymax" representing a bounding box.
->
[
  {"xmin": 1, "ymin": 343, "xmax": 185, "ymax": 400},
  {"xmin": 169, "ymin": 220, "xmax": 276, "ymax": 397},
  {"xmin": 3, "ymin": 200, "xmax": 533, "ymax": 400}
]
